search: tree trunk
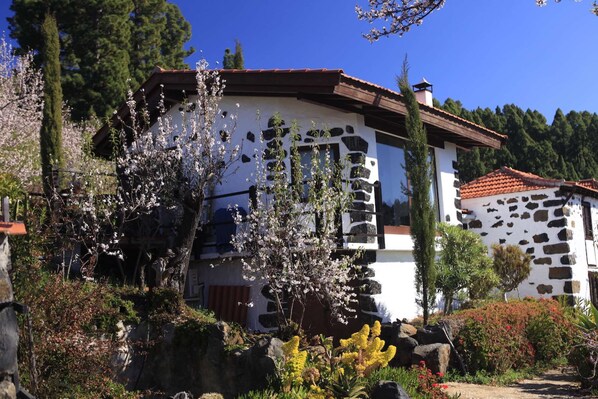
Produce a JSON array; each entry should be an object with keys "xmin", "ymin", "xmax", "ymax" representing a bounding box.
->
[
  {"xmin": 164, "ymin": 195, "xmax": 203, "ymax": 293},
  {"xmin": 422, "ymin": 278, "xmax": 429, "ymax": 325}
]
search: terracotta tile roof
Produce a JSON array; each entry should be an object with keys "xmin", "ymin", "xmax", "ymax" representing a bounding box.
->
[
  {"xmin": 573, "ymin": 179, "xmax": 598, "ymax": 191},
  {"xmin": 461, "ymin": 167, "xmax": 598, "ymax": 200},
  {"xmin": 461, "ymin": 167, "xmax": 564, "ymax": 199}
]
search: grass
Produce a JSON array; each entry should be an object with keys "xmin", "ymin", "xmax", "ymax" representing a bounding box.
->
[{"xmin": 444, "ymin": 359, "xmax": 568, "ymax": 386}]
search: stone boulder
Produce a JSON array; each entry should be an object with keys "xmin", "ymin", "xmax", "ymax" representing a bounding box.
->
[
  {"xmin": 380, "ymin": 322, "xmax": 417, "ymax": 348},
  {"xmin": 117, "ymin": 320, "xmax": 283, "ymax": 398},
  {"xmin": 239, "ymin": 336, "xmax": 284, "ymax": 390},
  {"xmin": 0, "ymin": 376, "xmax": 16, "ymax": 399},
  {"xmin": 398, "ymin": 323, "xmax": 417, "ymax": 338},
  {"xmin": 411, "ymin": 343, "xmax": 451, "ymax": 375},
  {"xmin": 199, "ymin": 394, "xmax": 224, "ymax": 399},
  {"xmin": 415, "ymin": 323, "xmax": 451, "ymax": 346},
  {"xmin": 392, "ymin": 336, "xmax": 418, "ymax": 367},
  {"xmin": 371, "ymin": 381, "xmax": 411, "ymax": 399}
]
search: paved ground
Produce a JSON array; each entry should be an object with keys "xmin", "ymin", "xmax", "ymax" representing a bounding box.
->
[{"xmin": 444, "ymin": 369, "xmax": 596, "ymax": 399}]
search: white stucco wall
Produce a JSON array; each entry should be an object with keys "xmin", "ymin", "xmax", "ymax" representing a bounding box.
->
[
  {"xmin": 463, "ymin": 188, "xmax": 598, "ymax": 302},
  {"xmin": 368, "ymin": 251, "xmax": 419, "ymax": 322},
  {"xmin": 156, "ymin": 94, "xmax": 462, "ymax": 329}
]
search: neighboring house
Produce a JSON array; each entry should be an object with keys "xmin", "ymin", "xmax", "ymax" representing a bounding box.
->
[
  {"xmin": 94, "ymin": 69, "xmax": 505, "ymax": 332},
  {"xmin": 461, "ymin": 167, "xmax": 598, "ymax": 305}
]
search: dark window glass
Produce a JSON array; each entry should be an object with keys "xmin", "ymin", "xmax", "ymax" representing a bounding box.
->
[
  {"xmin": 296, "ymin": 144, "xmax": 339, "ymax": 200},
  {"xmin": 376, "ymin": 132, "xmax": 439, "ymax": 231},
  {"xmin": 377, "ymin": 137, "xmax": 410, "ymax": 226}
]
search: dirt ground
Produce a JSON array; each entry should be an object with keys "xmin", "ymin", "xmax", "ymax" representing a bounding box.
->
[{"xmin": 444, "ymin": 369, "xmax": 597, "ymax": 399}]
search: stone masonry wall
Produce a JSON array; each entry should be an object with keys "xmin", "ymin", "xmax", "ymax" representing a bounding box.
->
[
  {"xmin": 463, "ymin": 188, "xmax": 597, "ymax": 302},
  {"xmin": 248, "ymin": 116, "xmax": 379, "ymax": 329}
]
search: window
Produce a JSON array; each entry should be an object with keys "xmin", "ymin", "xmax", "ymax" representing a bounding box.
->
[
  {"xmin": 376, "ymin": 132, "xmax": 439, "ymax": 234},
  {"xmin": 296, "ymin": 144, "xmax": 340, "ymax": 200},
  {"xmin": 583, "ymin": 202, "xmax": 593, "ymax": 240}
]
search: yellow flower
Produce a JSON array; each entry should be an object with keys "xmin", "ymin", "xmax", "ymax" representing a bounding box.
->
[
  {"xmin": 282, "ymin": 335, "xmax": 301, "ymax": 358},
  {"xmin": 281, "ymin": 335, "xmax": 307, "ymax": 386},
  {"xmin": 337, "ymin": 322, "xmax": 397, "ymax": 377},
  {"xmin": 371, "ymin": 320, "xmax": 381, "ymax": 337}
]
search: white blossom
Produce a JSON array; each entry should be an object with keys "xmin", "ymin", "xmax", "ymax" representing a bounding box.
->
[{"xmin": 231, "ymin": 117, "xmax": 359, "ymax": 327}]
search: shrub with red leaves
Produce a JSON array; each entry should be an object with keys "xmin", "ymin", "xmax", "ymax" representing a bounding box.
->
[
  {"xmin": 414, "ymin": 361, "xmax": 451, "ymax": 399},
  {"xmin": 14, "ymin": 264, "xmax": 136, "ymax": 398},
  {"xmin": 449, "ymin": 299, "xmax": 575, "ymax": 374}
]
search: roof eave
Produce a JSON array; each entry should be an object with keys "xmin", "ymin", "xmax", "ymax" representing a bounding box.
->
[{"xmin": 93, "ymin": 69, "xmax": 506, "ymax": 156}]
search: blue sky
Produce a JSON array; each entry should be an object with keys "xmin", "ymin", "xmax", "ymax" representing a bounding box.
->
[{"xmin": 1, "ymin": 0, "xmax": 597, "ymax": 121}]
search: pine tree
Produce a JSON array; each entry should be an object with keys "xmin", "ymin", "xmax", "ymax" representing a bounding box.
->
[
  {"xmin": 398, "ymin": 60, "xmax": 436, "ymax": 325},
  {"xmin": 39, "ymin": 12, "xmax": 63, "ymax": 196},
  {"xmin": 129, "ymin": 0, "xmax": 193, "ymax": 86},
  {"xmin": 9, "ymin": 0, "xmax": 193, "ymax": 120}
]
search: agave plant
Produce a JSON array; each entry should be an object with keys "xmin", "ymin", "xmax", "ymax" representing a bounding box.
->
[
  {"xmin": 576, "ymin": 298, "xmax": 598, "ymax": 331},
  {"xmin": 329, "ymin": 371, "xmax": 369, "ymax": 399}
]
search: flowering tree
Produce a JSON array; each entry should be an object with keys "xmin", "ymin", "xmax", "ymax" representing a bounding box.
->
[
  {"xmin": 356, "ymin": 0, "xmax": 598, "ymax": 41},
  {"xmin": 1, "ymin": 35, "xmax": 108, "ymax": 278},
  {"xmin": 115, "ymin": 61, "xmax": 239, "ymax": 291},
  {"xmin": 232, "ymin": 116, "xmax": 358, "ymax": 330},
  {"xmin": 0, "ymin": 35, "xmax": 86, "ymax": 188}
]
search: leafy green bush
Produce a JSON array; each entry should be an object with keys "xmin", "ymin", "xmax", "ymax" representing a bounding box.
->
[
  {"xmin": 450, "ymin": 299, "xmax": 574, "ymax": 374},
  {"xmin": 436, "ymin": 223, "xmax": 497, "ymax": 313}
]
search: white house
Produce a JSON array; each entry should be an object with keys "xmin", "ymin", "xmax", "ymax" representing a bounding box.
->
[
  {"xmin": 461, "ymin": 167, "xmax": 598, "ymax": 305},
  {"xmin": 94, "ymin": 69, "xmax": 505, "ymax": 333}
]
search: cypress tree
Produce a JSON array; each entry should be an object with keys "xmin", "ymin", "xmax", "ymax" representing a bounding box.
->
[
  {"xmin": 40, "ymin": 12, "xmax": 63, "ymax": 196},
  {"xmin": 233, "ymin": 39, "xmax": 244, "ymax": 69},
  {"xmin": 398, "ymin": 60, "xmax": 436, "ymax": 325}
]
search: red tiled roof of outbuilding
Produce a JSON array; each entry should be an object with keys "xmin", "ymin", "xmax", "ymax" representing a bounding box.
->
[
  {"xmin": 461, "ymin": 167, "xmax": 598, "ymax": 200},
  {"xmin": 460, "ymin": 167, "xmax": 564, "ymax": 199}
]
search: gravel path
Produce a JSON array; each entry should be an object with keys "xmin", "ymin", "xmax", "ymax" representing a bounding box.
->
[{"xmin": 444, "ymin": 369, "xmax": 595, "ymax": 399}]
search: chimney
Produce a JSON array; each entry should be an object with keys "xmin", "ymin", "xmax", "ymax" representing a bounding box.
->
[{"xmin": 413, "ymin": 78, "xmax": 433, "ymax": 107}]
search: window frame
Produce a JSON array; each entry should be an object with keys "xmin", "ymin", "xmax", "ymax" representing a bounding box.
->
[
  {"xmin": 294, "ymin": 143, "xmax": 341, "ymax": 201},
  {"xmin": 583, "ymin": 201, "xmax": 593, "ymax": 241},
  {"xmin": 375, "ymin": 131, "xmax": 440, "ymax": 235}
]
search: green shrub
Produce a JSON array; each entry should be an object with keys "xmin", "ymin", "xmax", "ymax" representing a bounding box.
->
[
  {"xmin": 450, "ymin": 299, "xmax": 574, "ymax": 374},
  {"xmin": 568, "ymin": 299, "xmax": 598, "ymax": 389},
  {"xmin": 436, "ymin": 223, "xmax": 497, "ymax": 313},
  {"xmin": 366, "ymin": 363, "xmax": 453, "ymax": 399},
  {"xmin": 491, "ymin": 244, "xmax": 531, "ymax": 300}
]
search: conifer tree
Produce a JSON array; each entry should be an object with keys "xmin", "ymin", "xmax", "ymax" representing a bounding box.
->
[
  {"xmin": 398, "ymin": 60, "xmax": 436, "ymax": 325},
  {"xmin": 39, "ymin": 12, "xmax": 63, "ymax": 196},
  {"xmin": 233, "ymin": 39, "xmax": 245, "ymax": 69},
  {"xmin": 222, "ymin": 48, "xmax": 235, "ymax": 69},
  {"xmin": 9, "ymin": 0, "xmax": 193, "ymax": 120}
]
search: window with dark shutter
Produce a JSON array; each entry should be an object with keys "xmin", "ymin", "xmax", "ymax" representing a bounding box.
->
[{"xmin": 583, "ymin": 202, "xmax": 593, "ymax": 240}]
